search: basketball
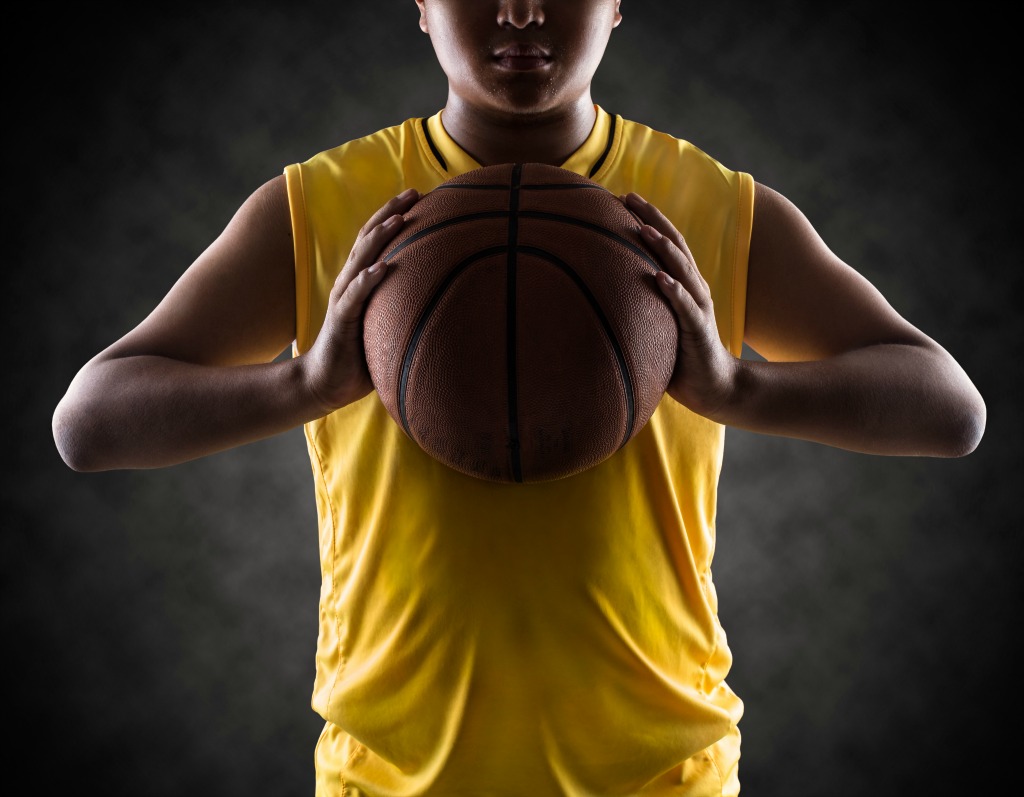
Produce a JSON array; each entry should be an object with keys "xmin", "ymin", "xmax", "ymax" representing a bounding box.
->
[{"xmin": 363, "ymin": 162, "xmax": 678, "ymax": 483}]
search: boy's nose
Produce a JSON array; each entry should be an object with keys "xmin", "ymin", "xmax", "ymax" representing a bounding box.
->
[{"xmin": 497, "ymin": 0, "xmax": 545, "ymax": 29}]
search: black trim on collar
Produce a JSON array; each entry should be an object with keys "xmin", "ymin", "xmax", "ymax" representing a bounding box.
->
[
  {"xmin": 423, "ymin": 112, "xmax": 613, "ymax": 178},
  {"xmin": 588, "ymin": 113, "xmax": 616, "ymax": 178},
  {"xmin": 422, "ymin": 117, "xmax": 447, "ymax": 172}
]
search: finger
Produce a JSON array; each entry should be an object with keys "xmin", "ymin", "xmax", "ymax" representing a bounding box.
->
[
  {"xmin": 655, "ymin": 270, "xmax": 705, "ymax": 333},
  {"xmin": 623, "ymin": 193, "xmax": 684, "ymax": 248},
  {"xmin": 357, "ymin": 187, "xmax": 420, "ymax": 238},
  {"xmin": 640, "ymin": 224, "xmax": 711, "ymax": 311},
  {"xmin": 334, "ymin": 259, "xmax": 391, "ymax": 327},
  {"xmin": 624, "ymin": 193, "xmax": 707, "ymax": 291},
  {"xmin": 334, "ymin": 213, "xmax": 406, "ymax": 298}
]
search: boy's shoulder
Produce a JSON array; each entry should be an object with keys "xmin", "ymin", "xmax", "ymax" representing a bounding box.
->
[
  {"xmin": 298, "ymin": 117, "xmax": 420, "ymax": 171},
  {"xmin": 615, "ymin": 113, "xmax": 744, "ymax": 180},
  {"xmin": 287, "ymin": 115, "xmax": 446, "ymax": 204}
]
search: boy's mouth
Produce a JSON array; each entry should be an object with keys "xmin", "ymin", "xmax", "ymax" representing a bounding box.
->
[{"xmin": 493, "ymin": 43, "xmax": 552, "ymax": 71}]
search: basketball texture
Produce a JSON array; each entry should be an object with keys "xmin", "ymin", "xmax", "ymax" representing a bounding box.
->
[{"xmin": 363, "ymin": 162, "xmax": 678, "ymax": 483}]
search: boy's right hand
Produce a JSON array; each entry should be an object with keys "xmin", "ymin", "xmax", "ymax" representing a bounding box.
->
[
  {"xmin": 300, "ymin": 188, "xmax": 421, "ymax": 413},
  {"xmin": 52, "ymin": 180, "xmax": 421, "ymax": 471}
]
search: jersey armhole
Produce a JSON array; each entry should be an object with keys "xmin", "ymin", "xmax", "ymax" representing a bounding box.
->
[
  {"xmin": 729, "ymin": 172, "xmax": 755, "ymax": 357},
  {"xmin": 284, "ymin": 163, "xmax": 313, "ymax": 355}
]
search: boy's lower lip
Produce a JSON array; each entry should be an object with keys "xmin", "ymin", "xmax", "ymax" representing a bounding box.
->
[{"xmin": 494, "ymin": 55, "xmax": 552, "ymax": 71}]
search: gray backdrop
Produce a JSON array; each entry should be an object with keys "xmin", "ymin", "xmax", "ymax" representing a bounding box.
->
[{"xmin": 5, "ymin": 1, "xmax": 1020, "ymax": 795}]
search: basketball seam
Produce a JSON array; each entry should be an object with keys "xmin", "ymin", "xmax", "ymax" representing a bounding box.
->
[
  {"xmin": 506, "ymin": 164, "xmax": 524, "ymax": 483},
  {"xmin": 383, "ymin": 212, "xmax": 654, "ymax": 272},
  {"xmin": 518, "ymin": 211, "xmax": 661, "ymax": 273},
  {"xmin": 516, "ymin": 245, "xmax": 636, "ymax": 451},
  {"xmin": 397, "ymin": 247, "xmax": 509, "ymax": 438},
  {"xmin": 432, "ymin": 183, "xmax": 607, "ymax": 192},
  {"xmin": 384, "ymin": 211, "xmax": 509, "ymax": 263}
]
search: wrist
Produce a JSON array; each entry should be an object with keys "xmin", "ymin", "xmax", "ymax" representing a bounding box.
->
[
  {"xmin": 292, "ymin": 349, "xmax": 368, "ymax": 418},
  {"xmin": 664, "ymin": 346, "xmax": 744, "ymax": 424},
  {"xmin": 700, "ymin": 352, "xmax": 745, "ymax": 425}
]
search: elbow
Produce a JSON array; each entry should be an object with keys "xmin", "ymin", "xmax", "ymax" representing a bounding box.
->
[
  {"xmin": 917, "ymin": 343, "xmax": 987, "ymax": 458},
  {"xmin": 955, "ymin": 394, "xmax": 986, "ymax": 457},
  {"xmin": 939, "ymin": 386, "xmax": 987, "ymax": 458},
  {"xmin": 52, "ymin": 398, "xmax": 105, "ymax": 473}
]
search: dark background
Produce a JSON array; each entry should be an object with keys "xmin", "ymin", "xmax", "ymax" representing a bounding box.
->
[{"xmin": 5, "ymin": 1, "xmax": 1020, "ymax": 795}]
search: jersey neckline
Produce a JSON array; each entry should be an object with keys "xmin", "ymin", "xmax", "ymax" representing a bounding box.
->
[{"xmin": 418, "ymin": 105, "xmax": 620, "ymax": 181}]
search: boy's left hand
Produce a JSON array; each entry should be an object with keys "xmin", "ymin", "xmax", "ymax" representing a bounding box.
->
[{"xmin": 622, "ymin": 192, "xmax": 739, "ymax": 421}]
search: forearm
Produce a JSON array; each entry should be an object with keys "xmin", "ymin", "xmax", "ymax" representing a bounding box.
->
[
  {"xmin": 52, "ymin": 354, "xmax": 330, "ymax": 471},
  {"xmin": 711, "ymin": 343, "xmax": 986, "ymax": 457}
]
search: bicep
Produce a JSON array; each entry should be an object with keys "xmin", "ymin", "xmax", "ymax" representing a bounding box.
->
[
  {"xmin": 98, "ymin": 174, "xmax": 296, "ymax": 367},
  {"xmin": 743, "ymin": 181, "xmax": 932, "ymax": 361}
]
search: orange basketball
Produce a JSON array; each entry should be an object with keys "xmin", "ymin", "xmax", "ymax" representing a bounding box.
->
[{"xmin": 363, "ymin": 162, "xmax": 677, "ymax": 483}]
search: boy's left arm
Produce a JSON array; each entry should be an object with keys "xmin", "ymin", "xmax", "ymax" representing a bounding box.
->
[{"xmin": 624, "ymin": 184, "xmax": 986, "ymax": 457}]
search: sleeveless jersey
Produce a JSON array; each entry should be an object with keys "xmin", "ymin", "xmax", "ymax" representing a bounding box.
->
[{"xmin": 283, "ymin": 106, "xmax": 754, "ymax": 797}]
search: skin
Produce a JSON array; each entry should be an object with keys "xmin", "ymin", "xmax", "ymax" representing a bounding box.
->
[
  {"xmin": 52, "ymin": 0, "xmax": 985, "ymax": 471},
  {"xmin": 418, "ymin": 0, "xmax": 621, "ymax": 165}
]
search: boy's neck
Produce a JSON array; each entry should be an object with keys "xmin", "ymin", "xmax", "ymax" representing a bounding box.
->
[{"xmin": 441, "ymin": 94, "xmax": 597, "ymax": 167}]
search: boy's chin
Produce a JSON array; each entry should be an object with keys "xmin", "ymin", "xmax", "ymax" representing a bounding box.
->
[{"xmin": 481, "ymin": 87, "xmax": 585, "ymax": 120}]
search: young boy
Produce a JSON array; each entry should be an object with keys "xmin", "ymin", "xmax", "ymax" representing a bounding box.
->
[{"xmin": 51, "ymin": 1, "xmax": 986, "ymax": 795}]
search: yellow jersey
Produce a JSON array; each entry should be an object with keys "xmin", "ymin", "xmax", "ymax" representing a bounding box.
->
[{"xmin": 283, "ymin": 106, "xmax": 754, "ymax": 797}]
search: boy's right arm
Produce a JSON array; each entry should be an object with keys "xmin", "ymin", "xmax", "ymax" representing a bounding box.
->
[{"xmin": 52, "ymin": 175, "xmax": 419, "ymax": 472}]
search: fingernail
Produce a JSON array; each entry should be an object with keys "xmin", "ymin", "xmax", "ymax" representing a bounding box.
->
[
  {"xmin": 383, "ymin": 214, "xmax": 402, "ymax": 229},
  {"xmin": 398, "ymin": 188, "xmax": 418, "ymax": 200},
  {"xmin": 626, "ymin": 193, "xmax": 646, "ymax": 206},
  {"xmin": 368, "ymin": 261, "xmax": 384, "ymax": 275},
  {"xmin": 641, "ymin": 225, "xmax": 662, "ymax": 240},
  {"xmin": 659, "ymin": 271, "xmax": 675, "ymax": 286}
]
